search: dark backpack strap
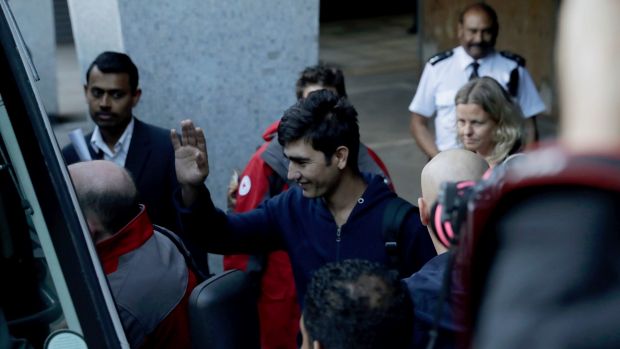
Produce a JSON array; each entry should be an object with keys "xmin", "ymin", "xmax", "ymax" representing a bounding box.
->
[
  {"xmin": 507, "ymin": 67, "xmax": 519, "ymax": 97},
  {"xmin": 154, "ymin": 224, "xmax": 210, "ymax": 281},
  {"xmin": 499, "ymin": 51, "xmax": 525, "ymax": 98},
  {"xmin": 382, "ymin": 197, "xmax": 417, "ymax": 276}
]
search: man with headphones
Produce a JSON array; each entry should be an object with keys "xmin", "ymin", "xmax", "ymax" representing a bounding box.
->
[{"xmin": 403, "ymin": 149, "xmax": 488, "ymax": 349}]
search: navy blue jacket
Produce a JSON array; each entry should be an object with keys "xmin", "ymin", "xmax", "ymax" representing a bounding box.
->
[
  {"xmin": 177, "ymin": 174, "xmax": 436, "ymax": 304},
  {"xmin": 403, "ymin": 252, "xmax": 466, "ymax": 349}
]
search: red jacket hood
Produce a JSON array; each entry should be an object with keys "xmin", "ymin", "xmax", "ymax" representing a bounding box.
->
[{"xmin": 262, "ymin": 120, "xmax": 281, "ymax": 142}]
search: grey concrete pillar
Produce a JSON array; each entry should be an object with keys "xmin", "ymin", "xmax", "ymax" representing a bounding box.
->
[
  {"xmin": 67, "ymin": 1, "xmax": 319, "ymax": 211},
  {"xmin": 66, "ymin": 0, "xmax": 124, "ymax": 77},
  {"xmin": 9, "ymin": 0, "xmax": 59, "ymax": 115}
]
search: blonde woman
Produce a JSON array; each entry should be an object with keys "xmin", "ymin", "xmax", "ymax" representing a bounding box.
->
[{"xmin": 455, "ymin": 77, "xmax": 524, "ymax": 166}]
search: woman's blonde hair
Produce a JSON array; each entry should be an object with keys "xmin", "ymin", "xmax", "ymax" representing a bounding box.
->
[{"xmin": 455, "ymin": 77, "xmax": 524, "ymax": 164}]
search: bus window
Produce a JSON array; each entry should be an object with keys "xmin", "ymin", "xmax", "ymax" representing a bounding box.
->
[
  {"xmin": 0, "ymin": 104, "xmax": 65, "ymax": 347},
  {"xmin": 0, "ymin": 1, "xmax": 128, "ymax": 346}
]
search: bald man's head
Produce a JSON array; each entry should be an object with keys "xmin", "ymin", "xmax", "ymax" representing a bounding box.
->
[
  {"xmin": 69, "ymin": 160, "xmax": 140, "ymax": 241},
  {"xmin": 421, "ymin": 149, "xmax": 489, "ymax": 206},
  {"xmin": 418, "ymin": 150, "xmax": 488, "ymax": 253}
]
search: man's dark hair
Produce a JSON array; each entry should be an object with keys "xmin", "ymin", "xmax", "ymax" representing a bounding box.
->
[
  {"xmin": 303, "ymin": 259, "xmax": 413, "ymax": 349},
  {"xmin": 86, "ymin": 51, "xmax": 140, "ymax": 94},
  {"xmin": 459, "ymin": 2, "xmax": 499, "ymax": 36},
  {"xmin": 278, "ymin": 90, "xmax": 360, "ymax": 173},
  {"xmin": 295, "ymin": 63, "xmax": 347, "ymax": 99},
  {"xmin": 77, "ymin": 176, "xmax": 140, "ymax": 234}
]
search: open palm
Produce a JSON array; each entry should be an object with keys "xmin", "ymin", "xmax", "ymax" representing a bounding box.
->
[{"xmin": 170, "ymin": 119, "xmax": 209, "ymax": 186}]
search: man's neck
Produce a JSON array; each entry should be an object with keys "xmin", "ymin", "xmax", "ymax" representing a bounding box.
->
[
  {"xmin": 100, "ymin": 120, "xmax": 131, "ymax": 150},
  {"xmin": 428, "ymin": 228, "xmax": 448, "ymax": 254},
  {"xmin": 100, "ymin": 128, "xmax": 123, "ymax": 150},
  {"xmin": 324, "ymin": 170, "xmax": 367, "ymax": 226},
  {"xmin": 460, "ymin": 46, "xmax": 494, "ymax": 61}
]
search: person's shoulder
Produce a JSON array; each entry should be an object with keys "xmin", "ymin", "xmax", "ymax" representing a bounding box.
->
[
  {"xmin": 135, "ymin": 118, "xmax": 170, "ymax": 136},
  {"xmin": 361, "ymin": 175, "xmax": 406, "ymax": 214},
  {"xmin": 133, "ymin": 118, "xmax": 175, "ymax": 153},
  {"xmin": 262, "ymin": 120, "xmax": 280, "ymax": 141},
  {"xmin": 261, "ymin": 138, "xmax": 287, "ymax": 178},
  {"xmin": 380, "ymin": 194, "xmax": 422, "ymax": 229},
  {"xmin": 61, "ymin": 142, "xmax": 75, "ymax": 157},
  {"xmin": 498, "ymin": 50, "xmax": 526, "ymax": 67},
  {"xmin": 61, "ymin": 134, "xmax": 91, "ymax": 164},
  {"xmin": 358, "ymin": 144, "xmax": 391, "ymax": 180},
  {"xmin": 404, "ymin": 253, "xmax": 450, "ymax": 285},
  {"xmin": 364, "ymin": 172, "xmax": 394, "ymax": 192},
  {"xmin": 427, "ymin": 49, "xmax": 454, "ymax": 66}
]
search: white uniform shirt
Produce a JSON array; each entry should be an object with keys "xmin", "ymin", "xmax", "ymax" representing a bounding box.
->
[
  {"xmin": 90, "ymin": 117, "xmax": 135, "ymax": 167},
  {"xmin": 409, "ymin": 46, "xmax": 547, "ymax": 151}
]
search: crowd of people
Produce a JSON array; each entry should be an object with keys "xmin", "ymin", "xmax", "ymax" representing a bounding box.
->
[{"xmin": 62, "ymin": 0, "xmax": 620, "ymax": 348}]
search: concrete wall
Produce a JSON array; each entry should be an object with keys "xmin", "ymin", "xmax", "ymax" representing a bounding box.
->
[
  {"xmin": 9, "ymin": 0, "xmax": 58, "ymax": 115},
  {"xmin": 67, "ymin": 1, "xmax": 319, "ymax": 209},
  {"xmin": 66, "ymin": 0, "xmax": 124, "ymax": 76},
  {"xmin": 419, "ymin": 0, "xmax": 559, "ymax": 117}
]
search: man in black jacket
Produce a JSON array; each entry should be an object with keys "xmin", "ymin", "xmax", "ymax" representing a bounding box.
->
[{"xmin": 62, "ymin": 52, "xmax": 208, "ymax": 274}]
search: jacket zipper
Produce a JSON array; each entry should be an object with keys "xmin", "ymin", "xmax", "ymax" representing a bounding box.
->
[{"xmin": 336, "ymin": 226, "xmax": 342, "ymax": 261}]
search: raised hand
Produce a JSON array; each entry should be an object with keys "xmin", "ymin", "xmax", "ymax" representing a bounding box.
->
[{"xmin": 171, "ymin": 119, "xmax": 209, "ymax": 206}]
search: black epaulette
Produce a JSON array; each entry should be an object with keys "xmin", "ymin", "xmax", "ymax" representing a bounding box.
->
[
  {"xmin": 500, "ymin": 51, "xmax": 526, "ymax": 67},
  {"xmin": 428, "ymin": 49, "xmax": 454, "ymax": 65}
]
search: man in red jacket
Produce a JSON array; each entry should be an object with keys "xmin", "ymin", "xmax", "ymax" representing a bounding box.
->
[
  {"xmin": 69, "ymin": 160, "xmax": 197, "ymax": 349},
  {"xmin": 225, "ymin": 64, "xmax": 393, "ymax": 349}
]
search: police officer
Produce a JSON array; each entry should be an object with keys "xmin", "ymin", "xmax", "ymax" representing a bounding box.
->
[{"xmin": 408, "ymin": 2, "xmax": 546, "ymax": 158}]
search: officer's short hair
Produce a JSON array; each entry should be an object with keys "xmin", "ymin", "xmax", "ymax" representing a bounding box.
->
[{"xmin": 459, "ymin": 2, "xmax": 499, "ymax": 35}]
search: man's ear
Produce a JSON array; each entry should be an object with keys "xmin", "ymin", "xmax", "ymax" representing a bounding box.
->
[
  {"xmin": 334, "ymin": 146, "xmax": 349, "ymax": 170},
  {"xmin": 418, "ymin": 197, "xmax": 430, "ymax": 226},
  {"xmin": 419, "ymin": 198, "xmax": 449, "ymax": 255},
  {"xmin": 84, "ymin": 212, "xmax": 114, "ymax": 243},
  {"xmin": 131, "ymin": 88, "xmax": 142, "ymax": 107},
  {"xmin": 85, "ymin": 215, "xmax": 105, "ymax": 243}
]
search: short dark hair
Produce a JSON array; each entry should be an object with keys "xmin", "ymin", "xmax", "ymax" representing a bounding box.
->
[
  {"xmin": 86, "ymin": 51, "xmax": 140, "ymax": 94},
  {"xmin": 295, "ymin": 63, "xmax": 347, "ymax": 99},
  {"xmin": 278, "ymin": 90, "xmax": 360, "ymax": 173},
  {"xmin": 303, "ymin": 259, "xmax": 413, "ymax": 349},
  {"xmin": 459, "ymin": 2, "xmax": 499, "ymax": 36},
  {"xmin": 77, "ymin": 174, "xmax": 140, "ymax": 234}
]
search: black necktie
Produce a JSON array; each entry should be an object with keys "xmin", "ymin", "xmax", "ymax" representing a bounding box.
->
[{"xmin": 469, "ymin": 61, "xmax": 480, "ymax": 80}]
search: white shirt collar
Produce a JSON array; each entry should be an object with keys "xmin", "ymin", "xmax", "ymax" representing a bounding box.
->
[
  {"xmin": 456, "ymin": 46, "xmax": 493, "ymax": 71},
  {"xmin": 90, "ymin": 117, "xmax": 135, "ymax": 167}
]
